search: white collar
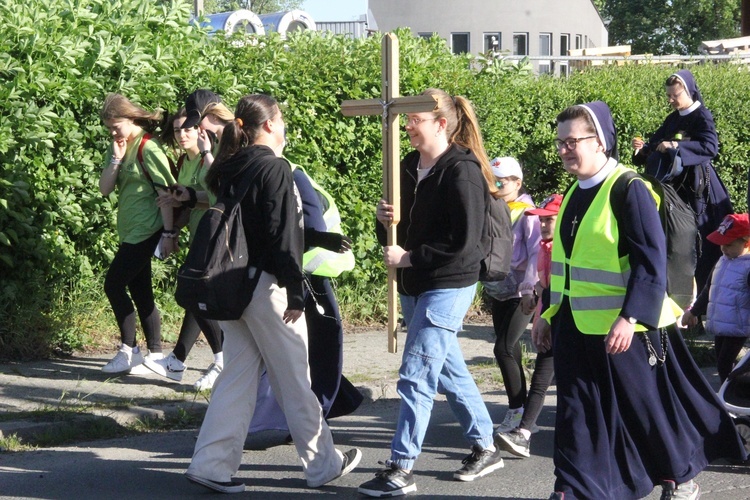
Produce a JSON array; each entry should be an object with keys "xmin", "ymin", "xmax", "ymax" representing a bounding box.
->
[
  {"xmin": 579, "ymin": 157, "xmax": 618, "ymax": 189},
  {"xmin": 679, "ymin": 101, "xmax": 701, "ymax": 116}
]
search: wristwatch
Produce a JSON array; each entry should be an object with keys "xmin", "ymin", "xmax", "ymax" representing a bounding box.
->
[
  {"xmin": 200, "ymin": 149, "xmax": 211, "ymax": 158},
  {"xmin": 627, "ymin": 317, "xmax": 637, "ymax": 325}
]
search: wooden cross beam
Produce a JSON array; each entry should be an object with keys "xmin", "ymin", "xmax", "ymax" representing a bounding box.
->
[{"xmin": 341, "ymin": 33, "xmax": 440, "ymax": 353}]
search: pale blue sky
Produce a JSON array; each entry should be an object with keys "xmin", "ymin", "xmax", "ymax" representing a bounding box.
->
[{"xmin": 299, "ymin": 0, "xmax": 368, "ymax": 22}]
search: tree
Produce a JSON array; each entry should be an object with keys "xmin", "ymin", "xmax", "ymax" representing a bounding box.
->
[
  {"xmin": 202, "ymin": 0, "xmax": 302, "ymax": 14},
  {"xmin": 602, "ymin": 0, "xmax": 740, "ymax": 55}
]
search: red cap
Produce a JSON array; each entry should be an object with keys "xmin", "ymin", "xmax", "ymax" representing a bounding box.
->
[
  {"xmin": 526, "ymin": 194, "xmax": 563, "ymax": 216},
  {"xmin": 707, "ymin": 213, "xmax": 750, "ymax": 245}
]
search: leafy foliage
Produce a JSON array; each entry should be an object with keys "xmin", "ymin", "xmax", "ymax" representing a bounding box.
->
[
  {"xmin": 202, "ymin": 0, "xmax": 303, "ymax": 15},
  {"xmin": 602, "ymin": 0, "xmax": 741, "ymax": 55},
  {"xmin": 2, "ymin": 0, "xmax": 750, "ymax": 358}
]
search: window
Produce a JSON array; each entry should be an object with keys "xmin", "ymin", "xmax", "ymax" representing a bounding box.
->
[
  {"xmin": 451, "ymin": 32, "xmax": 470, "ymax": 54},
  {"xmin": 512, "ymin": 32, "xmax": 528, "ymax": 56},
  {"xmin": 575, "ymin": 34, "xmax": 583, "ymax": 50},
  {"xmin": 539, "ymin": 32, "xmax": 552, "ymax": 74},
  {"xmin": 484, "ymin": 32, "xmax": 501, "ymax": 53},
  {"xmin": 560, "ymin": 33, "xmax": 570, "ymax": 76},
  {"xmin": 417, "ymin": 32, "xmax": 433, "ymax": 40}
]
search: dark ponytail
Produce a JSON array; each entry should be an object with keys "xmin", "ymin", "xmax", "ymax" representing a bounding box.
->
[{"xmin": 206, "ymin": 94, "xmax": 279, "ymax": 193}]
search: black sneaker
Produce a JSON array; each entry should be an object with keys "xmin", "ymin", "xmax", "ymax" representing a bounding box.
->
[
  {"xmin": 495, "ymin": 428, "xmax": 531, "ymax": 458},
  {"xmin": 310, "ymin": 448, "xmax": 363, "ymax": 487},
  {"xmin": 453, "ymin": 444, "xmax": 504, "ymax": 481},
  {"xmin": 185, "ymin": 472, "xmax": 245, "ymax": 493},
  {"xmin": 340, "ymin": 448, "xmax": 363, "ymax": 477},
  {"xmin": 358, "ymin": 461, "xmax": 417, "ymax": 497}
]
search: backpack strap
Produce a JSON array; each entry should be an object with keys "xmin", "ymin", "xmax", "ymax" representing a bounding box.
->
[
  {"xmin": 610, "ymin": 169, "xmax": 647, "ymax": 223},
  {"xmin": 136, "ymin": 133, "xmax": 154, "ymax": 185}
]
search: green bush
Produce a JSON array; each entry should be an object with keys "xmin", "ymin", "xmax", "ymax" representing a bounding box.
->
[{"xmin": 2, "ymin": 0, "xmax": 749, "ymax": 358}]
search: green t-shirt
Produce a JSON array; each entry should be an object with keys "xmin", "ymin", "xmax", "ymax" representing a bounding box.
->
[
  {"xmin": 103, "ymin": 131, "xmax": 175, "ymax": 244},
  {"xmin": 177, "ymin": 153, "xmax": 214, "ymax": 241}
]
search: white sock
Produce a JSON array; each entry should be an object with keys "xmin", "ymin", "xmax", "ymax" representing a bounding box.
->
[
  {"xmin": 120, "ymin": 344, "xmax": 133, "ymax": 353},
  {"xmin": 485, "ymin": 444, "xmax": 497, "ymax": 452},
  {"xmin": 518, "ymin": 428, "xmax": 531, "ymax": 440},
  {"xmin": 214, "ymin": 352, "xmax": 224, "ymax": 367}
]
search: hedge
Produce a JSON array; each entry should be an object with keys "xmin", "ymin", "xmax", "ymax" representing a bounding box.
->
[{"xmin": 1, "ymin": 0, "xmax": 749, "ymax": 358}]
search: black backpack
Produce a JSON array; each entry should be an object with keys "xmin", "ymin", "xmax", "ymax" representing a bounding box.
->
[
  {"xmin": 613, "ymin": 170, "xmax": 699, "ymax": 309},
  {"xmin": 174, "ymin": 166, "xmax": 263, "ymax": 320},
  {"xmin": 479, "ymin": 191, "xmax": 513, "ymax": 282}
]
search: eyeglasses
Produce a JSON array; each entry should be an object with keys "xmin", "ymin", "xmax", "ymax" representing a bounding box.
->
[
  {"xmin": 666, "ymin": 89, "xmax": 685, "ymax": 101},
  {"xmin": 403, "ymin": 116, "xmax": 438, "ymax": 127},
  {"xmin": 554, "ymin": 135, "xmax": 597, "ymax": 151}
]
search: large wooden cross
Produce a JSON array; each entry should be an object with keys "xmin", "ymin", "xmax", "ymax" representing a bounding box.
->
[{"xmin": 341, "ymin": 33, "xmax": 440, "ymax": 353}]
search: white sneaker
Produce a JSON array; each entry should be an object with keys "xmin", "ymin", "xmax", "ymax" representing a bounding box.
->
[
  {"xmin": 194, "ymin": 363, "xmax": 222, "ymax": 391},
  {"xmin": 129, "ymin": 351, "xmax": 163, "ymax": 375},
  {"xmin": 102, "ymin": 347, "xmax": 144, "ymax": 374},
  {"xmin": 496, "ymin": 407, "xmax": 523, "ymax": 433},
  {"xmin": 143, "ymin": 352, "xmax": 185, "ymax": 382}
]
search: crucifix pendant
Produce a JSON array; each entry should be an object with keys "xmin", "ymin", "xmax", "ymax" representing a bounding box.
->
[{"xmin": 570, "ymin": 216, "xmax": 579, "ymax": 237}]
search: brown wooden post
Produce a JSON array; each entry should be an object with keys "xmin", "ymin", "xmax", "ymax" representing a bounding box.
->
[
  {"xmin": 341, "ymin": 33, "xmax": 440, "ymax": 353},
  {"xmin": 743, "ymin": 0, "xmax": 750, "ymax": 36}
]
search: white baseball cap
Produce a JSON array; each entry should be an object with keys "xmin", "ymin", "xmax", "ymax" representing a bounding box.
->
[{"xmin": 490, "ymin": 156, "xmax": 523, "ymax": 180}]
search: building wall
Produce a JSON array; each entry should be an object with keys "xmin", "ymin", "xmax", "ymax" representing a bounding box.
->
[{"xmin": 368, "ymin": 0, "xmax": 607, "ymax": 74}]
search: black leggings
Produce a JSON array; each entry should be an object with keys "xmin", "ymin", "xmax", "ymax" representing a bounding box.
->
[
  {"xmin": 173, "ymin": 311, "xmax": 223, "ymax": 362},
  {"xmin": 519, "ymin": 346, "xmax": 554, "ymax": 431},
  {"xmin": 715, "ymin": 335, "xmax": 747, "ymax": 384},
  {"xmin": 103, "ymin": 231, "xmax": 162, "ymax": 353},
  {"xmin": 492, "ymin": 297, "xmax": 534, "ymax": 409}
]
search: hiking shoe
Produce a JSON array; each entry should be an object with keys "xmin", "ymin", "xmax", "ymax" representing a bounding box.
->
[
  {"xmin": 193, "ymin": 363, "xmax": 222, "ymax": 391},
  {"xmin": 660, "ymin": 479, "xmax": 700, "ymax": 500},
  {"xmin": 358, "ymin": 461, "xmax": 417, "ymax": 497},
  {"xmin": 102, "ymin": 347, "xmax": 144, "ymax": 374},
  {"xmin": 496, "ymin": 407, "xmax": 523, "ymax": 433},
  {"xmin": 143, "ymin": 352, "xmax": 185, "ymax": 382},
  {"xmin": 129, "ymin": 351, "xmax": 163, "ymax": 375},
  {"xmin": 185, "ymin": 472, "xmax": 245, "ymax": 493},
  {"xmin": 453, "ymin": 444, "xmax": 504, "ymax": 481},
  {"xmin": 495, "ymin": 428, "xmax": 531, "ymax": 458}
]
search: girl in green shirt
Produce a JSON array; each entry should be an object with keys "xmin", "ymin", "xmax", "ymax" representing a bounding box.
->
[{"xmin": 98, "ymin": 94, "xmax": 176, "ymax": 374}]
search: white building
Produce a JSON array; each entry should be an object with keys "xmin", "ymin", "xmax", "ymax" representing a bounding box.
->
[{"xmin": 368, "ymin": 0, "xmax": 608, "ymax": 75}]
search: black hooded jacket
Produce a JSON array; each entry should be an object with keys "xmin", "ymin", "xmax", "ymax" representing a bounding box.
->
[
  {"xmin": 376, "ymin": 144, "xmax": 487, "ymax": 296},
  {"xmin": 215, "ymin": 145, "xmax": 305, "ymax": 310}
]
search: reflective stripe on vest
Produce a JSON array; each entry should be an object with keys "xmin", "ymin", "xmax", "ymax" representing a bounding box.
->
[
  {"xmin": 542, "ymin": 164, "xmax": 679, "ymax": 333},
  {"xmin": 291, "ymin": 164, "xmax": 355, "ymax": 277}
]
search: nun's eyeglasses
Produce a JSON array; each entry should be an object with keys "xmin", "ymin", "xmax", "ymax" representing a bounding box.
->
[
  {"xmin": 666, "ymin": 89, "xmax": 685, "ymax": 101},
  {"xmin": 554, "ymin": 136, "xmax": 597, "ymax": 151}
]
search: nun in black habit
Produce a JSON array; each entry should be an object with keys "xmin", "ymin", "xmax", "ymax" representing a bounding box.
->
[
  {"xmin": 534, "ymin": 101, "xmax": 745, "ymax": 500},
  {"xmin": 632, "ymin": 69, "xmax": 734, "ymax": 291},
  {"xmin": 248, "ymin": 165, "xmax": 363, "ymax": 435}
]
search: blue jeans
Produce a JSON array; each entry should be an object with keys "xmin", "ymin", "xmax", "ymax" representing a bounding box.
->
[{"xmin": 391, "ymin": 284, "xmax": 495, "ymax": 470}]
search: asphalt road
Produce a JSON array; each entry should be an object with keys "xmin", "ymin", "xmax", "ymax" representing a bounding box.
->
[{"xmin": 1, "ymin": 325, "xmax": 749, "ymax": 499}]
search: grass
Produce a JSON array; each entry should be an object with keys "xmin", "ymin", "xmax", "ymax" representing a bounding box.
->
[{"xmin": 0, "ymin": 403, "xmax": 206, "ymax": 451}]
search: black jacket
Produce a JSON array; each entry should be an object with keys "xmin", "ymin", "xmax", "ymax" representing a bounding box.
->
[
  {"xmin": 216, "ymin": 145, "xmax": 305, "ymax": 310},
  {"xmin": 377, "ymin": 144, "xmax": 487, "ymax": 296}
]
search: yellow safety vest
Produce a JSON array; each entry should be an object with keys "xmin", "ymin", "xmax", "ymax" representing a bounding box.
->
[
  {"xmin": 291, "ymin": 164, "xmax": 355, "ymax": 278},
  {"xmin": 542, "ymin": 165, "xmax": 681, "ymax": 334}
]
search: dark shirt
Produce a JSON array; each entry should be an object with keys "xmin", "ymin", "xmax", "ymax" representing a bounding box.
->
[{"xmin": 376, "ymin": 144, "xmax": 487, "ymax": 296}]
